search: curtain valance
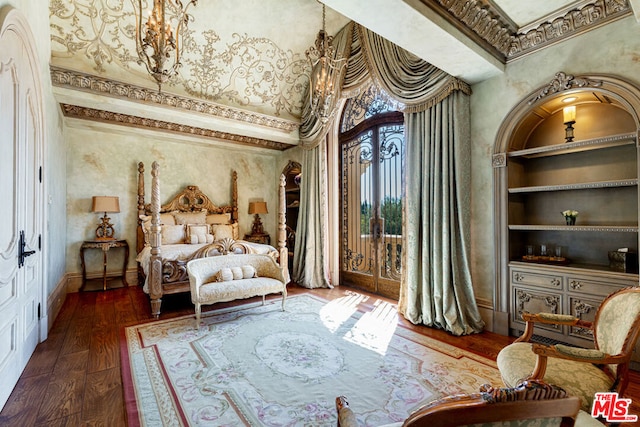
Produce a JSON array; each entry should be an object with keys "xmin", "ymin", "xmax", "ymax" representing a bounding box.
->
[{"xmin": 300, "ymin": 22, "xmax": 471, "ymax": 147}]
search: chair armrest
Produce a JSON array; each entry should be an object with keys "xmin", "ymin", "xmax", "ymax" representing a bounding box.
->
[
  {"xmin": 515, "ymin": 312, "xmax": 592, "ymax": 343},
  {"xmin": 336, "ymin": 396, "xmax": 359, "ymax": 427},
  {"xmin": 527, "ymin": 343, "xmax": 627, "ymax": 379},
  {"xmin": 531, "ymin": 343, "xmax": 625, "ymax": 365}
]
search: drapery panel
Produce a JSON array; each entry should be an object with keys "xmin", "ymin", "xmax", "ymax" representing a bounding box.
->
[
  {"xmin": 398, "ymin": 92, "xmax": 484, "ymax": 335},
  {"xmin": 292, "ymin": 140, "xmax": 332, "ymax": 289},
  {"xmin": 297, "ymin": 21, "xmax": 483, "ymax": 334}
]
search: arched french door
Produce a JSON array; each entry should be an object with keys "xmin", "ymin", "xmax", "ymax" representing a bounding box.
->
[{"xmin": 339, "ymin": 86, "xmax": 404, "ymax": 299}]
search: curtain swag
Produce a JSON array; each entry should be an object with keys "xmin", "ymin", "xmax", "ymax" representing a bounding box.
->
[{"xmin": 300, "ymin": 21, "xmax": 471, "ymax": 148}]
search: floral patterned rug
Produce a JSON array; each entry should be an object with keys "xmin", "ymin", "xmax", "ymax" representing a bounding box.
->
[{"xmin": 121, "ymin": 293, "xmax": 502, "ymax": 426}]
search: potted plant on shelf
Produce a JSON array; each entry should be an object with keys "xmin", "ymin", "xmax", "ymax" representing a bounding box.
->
[{"xmin": 562, "ymin": 210, "xmax": 579, "ymax": 226}]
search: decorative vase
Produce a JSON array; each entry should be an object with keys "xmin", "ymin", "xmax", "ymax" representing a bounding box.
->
[{"xmin": 561, "ymin": 210, "xmax": 578, "ymax": 226}]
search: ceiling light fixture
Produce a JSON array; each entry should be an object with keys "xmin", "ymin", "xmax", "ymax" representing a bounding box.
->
[
  {"xmin": 134, "ymin": 0, "xmax": 197, "ymax": 92},
  {"xmin": 305, "ymin": 3, "xmax": 346, "ymax": 124}
]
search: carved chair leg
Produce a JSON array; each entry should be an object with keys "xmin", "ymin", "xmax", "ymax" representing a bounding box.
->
[
  {"xmin": 195, "ymin": 303, "xmax": 201, "ymax": 330},
  {"xmin": 150, "ymin": 298, "xmax": 162, "ymax": 319}
]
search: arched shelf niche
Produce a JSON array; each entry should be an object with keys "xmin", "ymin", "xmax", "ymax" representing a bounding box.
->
[{"xmin": 491, "ymin": 72, "xmax": 640, "ymax": 338}]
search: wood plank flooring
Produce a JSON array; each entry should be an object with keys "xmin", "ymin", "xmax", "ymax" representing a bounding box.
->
[{"xmin": 0, "ymin": 284, "xmax": 638, "ymax": 426}]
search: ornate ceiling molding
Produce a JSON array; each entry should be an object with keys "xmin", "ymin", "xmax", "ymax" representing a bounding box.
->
[
  {"xmin": 50, "ymin": 66, "xmax": 299, "ymax": 134},
  {"xmin": 60, "ymin": 104, "xmax": 293, "ymax": 151},
  {"xmin": 425, "ymin": 0, "xmax": 632, "ymax": 62}
]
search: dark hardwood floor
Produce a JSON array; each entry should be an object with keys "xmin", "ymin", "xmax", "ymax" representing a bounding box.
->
[{"xmin": 0, "ymin": 284, "xmax": 638, "ymax": 426}]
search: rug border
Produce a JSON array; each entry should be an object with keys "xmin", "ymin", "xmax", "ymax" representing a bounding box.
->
[{"xmin": 119, "ymin": 292, "xmax": 498, "ymax": 426}]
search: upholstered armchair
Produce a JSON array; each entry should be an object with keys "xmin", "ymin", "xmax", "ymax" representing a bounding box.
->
[
  {"xmin": 336, "ymin": 379, "xmax": 582, "ymax": 427},
  {"xmin": 497, "ymin": 287, "xmax": 640, "ymax": 413}
]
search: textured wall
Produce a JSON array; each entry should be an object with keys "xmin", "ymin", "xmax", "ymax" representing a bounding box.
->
[
  {"xmin": 469, "ymin": 15, "xmax": 640, "ymax": 305},
  {"xmin": 65, "ymin": 124, "xmax": 283, "ymax": 275}
]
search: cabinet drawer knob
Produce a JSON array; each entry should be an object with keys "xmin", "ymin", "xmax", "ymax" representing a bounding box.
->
[
  {"xmin": 570, "ymin": 280, "xmax": 582, "ymax": 290},
  {"xmin": 514, "ymin": 273, "xmax": 524, "ymax": 282},
  {"xmin": 550, "ymin": 278, "xmax": 561, "ymax": 287}
]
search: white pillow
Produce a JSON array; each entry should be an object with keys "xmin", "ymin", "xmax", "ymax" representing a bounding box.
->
[
  {"xmin": 161, "ymin": 224, "xmax": 185, "ymax": 244},
  {"xmin": 174, "ymin": 210, "xmax": 207, "ymax": 225},
  {"xmin": 206, "ymin": 213, "xmax": 231, "ymax": 225},
  {"xmin": 241, "ymin": 265, "xmax": 256, "ymax": 279},
  {"xmin": 187, "ymin": 224, "xmax": 209, "ymax": 244},
  {"xmin": 231, "ymin": 267, "xmax": 243, "ymax": 280},
  {"xmin": 211, "ymin": 224, "xmax": 234, "ymax": 240},
  {"xmin": 215, "ymin": 268, "xmax": 233, "ymax": 282}
]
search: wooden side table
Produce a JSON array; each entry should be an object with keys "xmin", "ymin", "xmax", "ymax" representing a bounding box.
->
[
  {"xmin": 80, "ymin": 239, "xmax": 129, "ymax": 291},
  {"xmin": 243, "ymin": 233, "xmax": 271, "ymax": 245}
]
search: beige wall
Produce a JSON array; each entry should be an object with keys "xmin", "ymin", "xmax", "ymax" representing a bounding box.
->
[
  {"xmin": 469, "ymin": 15, "xmax": 640, "ymax": 307},
  {"xmin": 65, "ymin": 123, "xmax": 287, "ymax": 275}
]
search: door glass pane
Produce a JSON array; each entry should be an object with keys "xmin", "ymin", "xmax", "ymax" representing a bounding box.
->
[
  {"xmin": 342, "ymin": 130, "xmax": 374, "ymax": 275},
  {"xmin": 378, "ymin": 125, "xmax": 404, "ymax": 280}
]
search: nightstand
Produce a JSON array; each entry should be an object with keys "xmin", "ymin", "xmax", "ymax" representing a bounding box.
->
[
  {"xmin": 243, "ymin": 233, "xmax": 271, "ymax": 245},
  {"xmin": 80, "ymin": 239, "xmax": 129, "ymax": 291}
]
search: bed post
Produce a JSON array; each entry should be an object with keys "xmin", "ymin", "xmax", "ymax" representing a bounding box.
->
[
  {"xmin": 136, "ymin": 162, "xmax": 146, "ymax": 285},
  {"xmin": 231, "ymin": 170, "xmax": 238, "ymax": 223},
  {"xmin": 278, "ymin": 174, "xmax": 290, "ymax": 283},
  {"xmin": 149, "ymin": 161, "xmax": 163, "ymax": 317}
]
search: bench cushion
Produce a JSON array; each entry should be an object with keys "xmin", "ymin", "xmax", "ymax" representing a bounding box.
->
[{"xmin": 199, "ymin": 277, "xmax": 284, "ymax": 303}]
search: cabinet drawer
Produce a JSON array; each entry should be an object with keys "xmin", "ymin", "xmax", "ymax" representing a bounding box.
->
[
  {"xmin": 511, "ymin": 269, "xmax": 563, "ymax": 290},
  {"xmin": 511, "ymin": 286, "xmax": 563, "ymax": 334},
  {"xmin": 566, "ymin": 294, "xmax": 600, "ymax": 342},
  {"xmin": 566, "ymin": 276, "xmax": 626, "ymax": 298}
]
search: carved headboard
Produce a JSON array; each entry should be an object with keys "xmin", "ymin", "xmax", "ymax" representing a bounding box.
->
[
  {"xmin": 136, "ymin": 162, "xmax": 238, "ymax": 254},
  {"xmin": 145, "ymin": 184, "xmax": 238, "ymax": 218}
]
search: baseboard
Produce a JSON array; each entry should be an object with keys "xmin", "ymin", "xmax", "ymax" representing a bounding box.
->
[
  {"xmin": 475, "ymin": 297, "xmax": 495, "ymax": 333},
  {"xmin": 47, "ymin": 273, "xmax": 69, "ymax": 332},
  {"xmin": 66, "ymin": 269, "xmax": 139, "ymax": 293}
]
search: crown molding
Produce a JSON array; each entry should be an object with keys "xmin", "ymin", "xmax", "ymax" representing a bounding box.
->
[
  {"xmin": 60, "ymin": 104, "xmax": 293, "ymax": 151},
  {"xmin": 50, "ymin": 66, "xmax": 300, "ymax": 134},
  {"xmin": 423, "ymin": 0, "xmax": 632, "ymax": 62}
]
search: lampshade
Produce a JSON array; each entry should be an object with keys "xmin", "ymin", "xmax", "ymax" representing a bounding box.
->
[
  {"xmin": 563, "ymin": 106, "xmax": 576, "ymax": 123},
  {"xmin": 248, "ymin": 201, "xmax": 268, "ymax": 215},
  {"xmin": 92, "ymin": 196, "xmax": 120, "ymax": 213}
]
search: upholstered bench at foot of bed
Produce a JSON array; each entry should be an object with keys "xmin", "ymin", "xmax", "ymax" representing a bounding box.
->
[{"xmin": 187, "ymin": 253, "xmax": 287, "ymax": 328}]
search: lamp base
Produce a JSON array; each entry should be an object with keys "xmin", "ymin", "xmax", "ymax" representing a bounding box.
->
[
  {"xmin": 95, "ymin": 213, "xmax": 116, "ymax": 240},
  {"xmin": 251, "ymin": 214, "xmax": 265, "ymax": 235}
]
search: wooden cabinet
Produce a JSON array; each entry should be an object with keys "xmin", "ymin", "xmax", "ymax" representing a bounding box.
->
[{"xmin": 492, "ymin": 73, "xmax": 640, "ymax": 364}]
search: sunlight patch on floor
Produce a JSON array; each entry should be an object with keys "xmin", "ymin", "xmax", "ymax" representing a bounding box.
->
[
  {"xmin": 343, "ymin": 298, "xmax": 398, "ymax": 355},
  {"xmin": 319, "ymin": 292, "xmax": 368, "ymax": 332}
]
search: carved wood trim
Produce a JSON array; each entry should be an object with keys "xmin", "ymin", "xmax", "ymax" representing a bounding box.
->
[
  {"xmin": 60, "ymin": 104, "xmax": 292, "ymax": 151},
  {"xmin": 158, "ymin": 185, "xmax": 232, "ymax": 215},
  {"xmin": 421, "ymin": 0, "xmax": 632, "ymax": 63},
  {"xmin": 50, "ymin": 66, "xmax": 299, "ymax": 134}
]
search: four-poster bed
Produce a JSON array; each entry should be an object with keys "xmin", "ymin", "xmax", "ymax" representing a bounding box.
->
[{"xmin": 136, "ymin": 161, "xmax": 289, "ymax": 317}]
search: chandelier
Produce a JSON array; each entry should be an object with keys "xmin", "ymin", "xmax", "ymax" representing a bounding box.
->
[
  {"xmin": 134, "ymin": 0, "xmax": 197, "ymax": 91},
  {"xmin": 305, "ymin": 3, "xmax": 346, "ymax": 124}
]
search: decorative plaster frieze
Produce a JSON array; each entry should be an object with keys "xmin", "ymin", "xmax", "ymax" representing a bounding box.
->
[
  {"xmin": 508, "ymin": 0, "xmax": 631, "ymax": 60},
  {"xmin": 528, "ymin": 71, "xmax": 603, "ymax": 104},
  {"xmin": 50, "ymin": 66, "xmax": 299, "ymax": 134},
  {"xmin": 430, "ymin": 0, "xmax": 631, "ymax": 62},
  {"xmin": 60, "ymin": 104, "xmax": 293, "ymax": 151}
]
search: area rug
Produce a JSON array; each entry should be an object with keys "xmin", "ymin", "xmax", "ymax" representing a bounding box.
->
[{"xmin": 121, "ymin": 293, "xmax": 502, "ymax": 426}]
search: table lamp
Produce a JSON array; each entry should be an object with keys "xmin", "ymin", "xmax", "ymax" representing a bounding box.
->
[
  {"xmin": 248, "ymin": 201, "xmax": 268, "ymax": 235},
  {"xmin": 92, "ymin": 196, "xmax": 120, "ymax": 240}
]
